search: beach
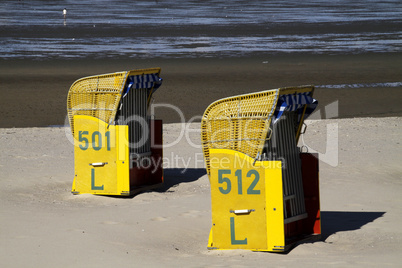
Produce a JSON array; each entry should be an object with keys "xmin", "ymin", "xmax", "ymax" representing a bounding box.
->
[
  {"xmin": 1, "ymin": 117, "xmax": 401, "ymax": 267},
  {"xmin": 1, "ymin": 53, "xmax": 402, "ymax": 268},
  {"xmin": 1, "ymin": 0, "xmax": 402, "ymax": 266}
]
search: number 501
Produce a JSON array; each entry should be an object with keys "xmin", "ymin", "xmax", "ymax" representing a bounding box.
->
[{"xmin": 78, "ymin": 130, "xmax": 111, "ymax": 151}]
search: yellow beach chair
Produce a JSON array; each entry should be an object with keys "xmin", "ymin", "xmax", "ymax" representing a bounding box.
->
[
  {"xmin": 201, "ymin": 86, "xmax": 321, "ymax": 252},
  {"xmin": 67, "ymin": 68, "xmax": 163, "ymax": 196}
]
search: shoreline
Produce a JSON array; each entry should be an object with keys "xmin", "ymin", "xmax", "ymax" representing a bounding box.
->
[{"xmin": 0, "ymin": 53, "xmax": 401, "ymax": 128}]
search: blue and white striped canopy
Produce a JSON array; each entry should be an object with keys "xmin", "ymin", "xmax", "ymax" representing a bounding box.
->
[
  {"xmin": 123, "ymin": 73, "xmax": 163, "ymax": 97},
  {"xmin": 273, "ymin": 92, "xmax": 318, "ymax": 123}
]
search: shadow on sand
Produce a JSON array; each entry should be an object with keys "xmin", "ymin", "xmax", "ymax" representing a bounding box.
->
[
  {"xmin": 156, "ymin": 168, "xmax": 207, "ymax": 192},
  {"xmin": 321, "ymin": 211, "xmax": 385, "ymax": 240},
  {"xmin": 126, "ymin": 170, "xmax": 385, "ymax": 243}
]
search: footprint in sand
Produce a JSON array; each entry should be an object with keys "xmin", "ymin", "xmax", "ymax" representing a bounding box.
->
[
  {"xmin": 151, "ymin": 216, "xmax": 169, "ymax": 221},
  {"xmin": 102, "ymin": 221, "xmax": 120, "ymax": 225},
  {"xmin": 180, "ymin": 210, "xmax": 203, "ymax": 218}
]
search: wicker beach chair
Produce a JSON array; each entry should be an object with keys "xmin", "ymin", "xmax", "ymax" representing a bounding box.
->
[
  {"xmin": 66, "ymin": 68, "xmax": 163, "ymax": 196},
  {"xmin": 202, "ymin": 85, "xmax": 320, "ymax": 252}
]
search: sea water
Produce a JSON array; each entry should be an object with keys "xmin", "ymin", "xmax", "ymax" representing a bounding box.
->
[{"xmin": 0, "ymin": 0, "xmax": 401, "ymax": 59}]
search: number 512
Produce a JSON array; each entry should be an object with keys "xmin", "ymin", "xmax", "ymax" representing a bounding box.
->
[{"xmin": 218, "ymin": 169, "xmax": 260, "ymax": 195}]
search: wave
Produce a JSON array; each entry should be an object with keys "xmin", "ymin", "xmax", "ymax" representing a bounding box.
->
[{"xmin": 317, "ymin": 82, "xmax": 402, "ymax": 89}]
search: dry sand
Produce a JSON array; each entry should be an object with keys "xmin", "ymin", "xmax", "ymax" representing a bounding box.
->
[{"xmin": 1, "ymin": 117, "xmax": 401, "ymax": 267}]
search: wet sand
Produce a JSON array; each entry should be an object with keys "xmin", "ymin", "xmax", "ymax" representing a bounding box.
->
[{"xmin": 0, "ymin": 53, "xmax": 401, "ymax": 127}]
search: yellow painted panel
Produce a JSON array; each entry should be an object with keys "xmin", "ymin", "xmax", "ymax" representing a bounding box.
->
[
  {"xmin": 209, "ymin": 149, "xmax": 283, "ymax": 251},
  {"xmin": 72, "ymin": 115, "xmax": 129, "ymax": 195},
  {"xmin": 264, "ymin": 165, "xmax": 285, "ymax": 251},
  {"xmin": 116, "ymin": 125, "xmax": 130, "ymax": 195}
]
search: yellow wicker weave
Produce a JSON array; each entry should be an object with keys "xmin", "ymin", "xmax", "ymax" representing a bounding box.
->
[
  {"xmin": 67, "ymin": 68, "xmax": 161, "ymax": 135},
  {"xmin": 201, "ymin": 89, "xmax": 279, "ymax": 175},
  {"xmin": 201, "ymin": 85, "xmax": 314, "ymax": 175}
]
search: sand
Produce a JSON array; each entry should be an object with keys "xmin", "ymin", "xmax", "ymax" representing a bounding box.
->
[
  {"xmin": 0, "ymin": 53, "xmax": 402, "ymax": 128},
  {"xmin": 1, "ymin": 117, "xmax": 402, "ymax": 267},
  {"xmin": 0, "ymin": 53, "xmax": 401, "ymax": 266}
]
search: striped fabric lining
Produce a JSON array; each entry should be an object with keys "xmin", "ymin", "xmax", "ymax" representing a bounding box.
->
[
  {"xmin": 273, "ymin": 92, "xmax": 318, "ymax": 123},
  {"xmin": 123, "ymin": 74, "xmax": 163, "ymax": 97}
]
